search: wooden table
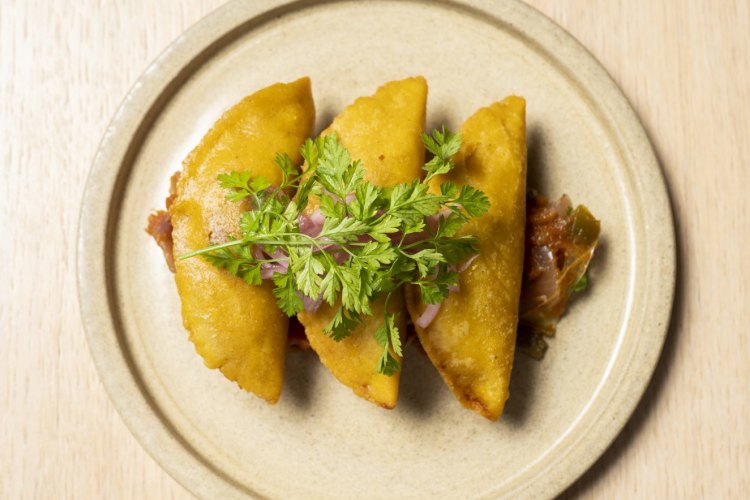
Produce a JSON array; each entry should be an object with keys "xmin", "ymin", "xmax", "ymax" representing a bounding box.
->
[{"xmin": 3, "ymin": 1, "xmax": 748, "ymax": 498}]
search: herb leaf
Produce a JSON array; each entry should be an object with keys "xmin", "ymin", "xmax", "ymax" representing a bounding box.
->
[
  {"xmin": 180, "ymin": 129, "xmax": 490, "ymax": 375},
  {"xmin": 573, "ymin": 272, "xmax": 589, "ymax": 293}
]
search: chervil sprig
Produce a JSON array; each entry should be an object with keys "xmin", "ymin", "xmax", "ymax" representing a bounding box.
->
[{"xmin": 179, "ymin": 130, "xmax": 490, "ymax": 375}]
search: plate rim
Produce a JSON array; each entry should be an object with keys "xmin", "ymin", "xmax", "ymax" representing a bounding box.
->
[{"xmin": 77, "ymin": 1, "xmax": 676, "ymax": 498}]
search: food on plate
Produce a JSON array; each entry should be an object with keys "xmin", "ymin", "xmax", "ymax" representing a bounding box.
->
[
  {"xmin": 405, "ymin": 96, "xmax": 526, "ymax": 420},
  {"xmin": 516, "ymin": 193, "xmax": 601, "ymax": 359},
  {"xmin": 166, "ymin": 78, "xmax": 315, "ymax": 403},
  {"xmin": 297, "ymin": 76, "xmax": 428, "ymax": 408},
  {"xmin": 146, "ymin": 76, "xmax": 600, "ymax": 419},
  {"xmin": 146, "ymin": 172, "xmax": 180, "ymax": 272}
]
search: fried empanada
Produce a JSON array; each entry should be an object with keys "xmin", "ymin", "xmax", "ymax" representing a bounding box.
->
[
  {"xmin": 170, "ymin": 78, "xmax": 315, "ymax": 403},
  {"xmin": 298, "ymin": 77, "xmax": 428, "ymax": 408},
  {"xmin": 406, "ymin": 96, "xmax": 526, "ymax": 420}
]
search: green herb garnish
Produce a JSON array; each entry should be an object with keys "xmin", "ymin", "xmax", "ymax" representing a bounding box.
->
[
  {"xmin": 179, "ymin": 129, "xmax": 490, "ymax": 375},
  {"xmin": 572, "ymin": 272, "xmax": 589, "ymax": 293}
]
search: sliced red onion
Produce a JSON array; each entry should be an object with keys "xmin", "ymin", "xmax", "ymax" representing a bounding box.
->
[
  {"xmin": 269, "ymin": 248, "xmax": 288, "ymax": 262},
  {"xmin": 332, "ymin": 250, "xmax": 348, "ymax": 264},
  {"xmin": 257, "ymin": 247, "xmax": 289, "ymax": 279},
  {"xmin": 311, "ymin": 208, "xmax": 325, "ymax": 225},
  {"xmin": 300, "ymin": 293, "xmax": 323, "ymax": 313},
  {"xmin": 425, "ymin": 208, "xmax": 453, "ymax": 232},
  {"xmin": 524, "ymin": 246, "xmax": 558, "ymax": 301},
  {"xmin": 456, "ymin": 254, "xmax": 478, "ymax": 273},
  {"xmin": 399, "ymin": 231, "xmax": 428, "ymax": 246},
  {"xmin": 260, "ymin": 265, "xmax": 284, "ymax": 280},
  {"xmin": 415, "ymin": 302, "xmax": 442, "ymax": 328},
  {"xmin": 552, "ymin": 195, "xmax": 572, "ymax": 217},
  {"xmin": 299, "ymin": 208, "xmax": 325, "ymax": 237},
  {"xmin": 436, "ymin": 254, "xmax": 478, "ymax": 294}
]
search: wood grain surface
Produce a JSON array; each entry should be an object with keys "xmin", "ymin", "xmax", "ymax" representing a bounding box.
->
[{"xmin": 2, "ymin": 1, "xmax": 748, "ymax": 498}]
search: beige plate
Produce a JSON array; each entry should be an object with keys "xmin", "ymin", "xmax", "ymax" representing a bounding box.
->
[{"xmin": 78, "ymin": 1, "xmax": 675, "ymax": 498}]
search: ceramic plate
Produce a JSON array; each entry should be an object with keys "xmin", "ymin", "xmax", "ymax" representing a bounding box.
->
[{"xmin": 78, "ymin": 1, "xmax": 675, "ymax": 498}]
